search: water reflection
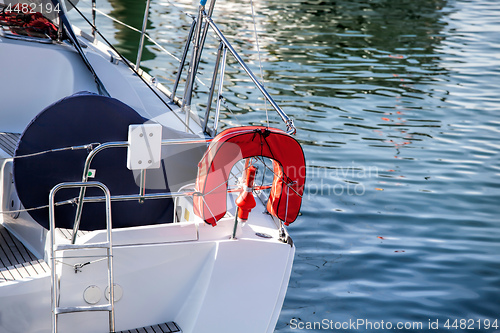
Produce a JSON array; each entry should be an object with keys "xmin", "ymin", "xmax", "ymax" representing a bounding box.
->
[{"xmin": 258, "ymin": 0, "xmax": 451, "ymax": 135}]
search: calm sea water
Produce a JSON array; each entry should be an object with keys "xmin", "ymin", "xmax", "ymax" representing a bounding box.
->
[{"xmin": 70, "ymin": 0, "xmax": 500, "ymax": 331}]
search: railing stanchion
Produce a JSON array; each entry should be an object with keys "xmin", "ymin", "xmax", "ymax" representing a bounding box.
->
[
  {"xmin": 171, "ymin": 19, "xmax": 196, "ymax": 101},
  {"xmin": 204, "ymin": 17, "xmax": 297, "ymax": 135},
  {"xmin": 213, "ymin": 46, "xmax": 227, "ymax": 135},
  {"xmin": 202, "ymin": 42, "xmax": 223, "ymax": 134},
  {"xmin": 91, "ymin": 0, "xmax": 96, "ymax": 37},
  {"xmin": 135, "ymin": 0, "xmax": 152, "ymax": 71},
  {"xmin": 181, "ymin": 5, "xmax": 204, "ymax": 113}
]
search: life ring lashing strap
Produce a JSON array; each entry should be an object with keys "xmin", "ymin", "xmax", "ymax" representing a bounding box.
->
[{"xmin": 193, "ymin": 126, "xmax": 306, "ymax": 226}]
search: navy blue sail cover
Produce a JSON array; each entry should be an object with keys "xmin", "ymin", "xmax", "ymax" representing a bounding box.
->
[{"xmin": 13, "ymin": 92, "xmax": 174, "ymax": 230}]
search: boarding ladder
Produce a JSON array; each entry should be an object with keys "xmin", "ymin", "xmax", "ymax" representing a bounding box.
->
[{"xmin": 49, "ymin": 181, "xmax": 115, "ymax": 333}]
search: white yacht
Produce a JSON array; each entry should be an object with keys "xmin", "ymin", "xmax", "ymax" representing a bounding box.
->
[{"xmin": 0, "ymin": 1, "xmax": 305, "ymax": 332}]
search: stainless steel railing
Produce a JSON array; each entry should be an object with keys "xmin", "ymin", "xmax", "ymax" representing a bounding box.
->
[
  {"xmin": 71, "ymin": 137, "xmax": 212, "ymax": 244},
  {"xmin": 170, "ymin": 0, "xmax": 296, "ymax": 136},
  {"xmin": 76, "ymin": 0, "xmax": 297, "ymax": 134},
  {"xmin": 84, "ymin": 0, "xmax": 297, "ymax": 135},
  {"xmin": 203, "ymin": 15, "xmax": 296, "ymax": 135},
  {"xmin": 50, "ymin": 181, "xmax": 115, "ymax": 333}
]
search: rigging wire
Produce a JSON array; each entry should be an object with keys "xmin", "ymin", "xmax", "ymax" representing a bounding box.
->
[
  {"xmin": 0, "ymin": 198, "xmax": 77, "ymax": 216},
  {"xmin": 219, "ymin": 94, "xmax": 243, "ymax": 128},
  {"xmin": 1, "ymin": 156, "xmax": 299, "ymax": 223},
  {"xmin": 93, "ymin": 8, "xmax": 181, "ymax": 62},
  {"xmin": 161, "ymin": 0, "xmax": 196, "ymax": 19},
  {"xmin": 75, "ymin": 0, "xmax": 278, "ymax": 133},
  {"xmin": 11, "ymin": 143, "xmax": 97, "ymax": 160},
  {"xmin": 76, "ymin": 0, "xmax": 213, "ymax": 125},
  {"xmin": 76, "ymin": 0, "xmax": 209, "ymax": 87},
  {"xmin": 253, "ymin": 155, "xmax": 302, "ymax": 197},
  {"xmin": 0, "ymin": 2, "xmax": 300, "ymax": 219}
]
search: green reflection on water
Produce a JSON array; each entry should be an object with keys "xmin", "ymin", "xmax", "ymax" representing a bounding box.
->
[{"xmin": 108, "ymin": 0, "xmax": 156, "ymax": 64}]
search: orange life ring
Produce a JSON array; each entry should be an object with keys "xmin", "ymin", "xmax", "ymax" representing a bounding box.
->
[{"xmin": 193, "ymin": 126, "xmax": 306, "ymax": 226}]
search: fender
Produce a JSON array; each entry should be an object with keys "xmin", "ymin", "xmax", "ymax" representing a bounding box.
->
[{"xmin": 193, "ymin": 126, "xmax": 305, "ymax": 226}]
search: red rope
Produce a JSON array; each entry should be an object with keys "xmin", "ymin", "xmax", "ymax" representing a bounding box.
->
[{"xmin": 0, "ymin": 4, "xmax": 58, "ymax": 39}]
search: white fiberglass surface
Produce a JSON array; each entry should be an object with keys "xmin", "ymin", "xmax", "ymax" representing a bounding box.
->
[{"xmin": 0, "ymin": 38, "xmax": 98, "ymax": 133}]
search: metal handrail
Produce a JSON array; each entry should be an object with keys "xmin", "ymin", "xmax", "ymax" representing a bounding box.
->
[
  {"xmin": 49, "ymin": 181, "xmax": 115, "ymax": 333},
  {"xmin": 135, "ymin": 0, "xmax": 152, "ymax": 71},
  {"xmin": 71, "ymin": 137, "xmax": 212, "ymax": 242},
  {"xmin": 202, "ymin": 42, "xmax": 223, "ymax": 134},
  {"xmin": 170, "ymin": 18, "xmax": 196, "ymax": 100},
  {"xmin": 181, "ymin": 4, "xmax": 206, "ymax": 113},
  {"xmin": 80, "ymin": 0, "xmax": 296, "ymax": 135},
  {"xmin": 79, "ymin": 190, "xmax": 198, "ymax": 203},
  {"xmin": 204, "ymin": 15, "xmax": 296, "ymax": 135},
  {"xmin": 213, "ymin": 45, "xmax": 228, "ymax": 135}
]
